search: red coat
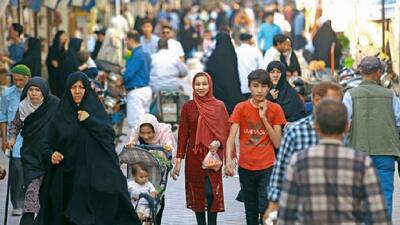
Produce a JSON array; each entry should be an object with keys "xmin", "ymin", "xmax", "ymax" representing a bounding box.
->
[{"xmin": 176, "ymin": 100, "xmax": 225, "ymax": 212}]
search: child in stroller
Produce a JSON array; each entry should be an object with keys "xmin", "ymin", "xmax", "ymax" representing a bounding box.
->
[{"xmin": 128, "ymin": 162, "xmax": 157, "ymax": 224}]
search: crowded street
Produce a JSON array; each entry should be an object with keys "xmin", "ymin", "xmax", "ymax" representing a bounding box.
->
[{"xmin": 1, "ymin": 0, "xmax": 400, "ymax": 225}]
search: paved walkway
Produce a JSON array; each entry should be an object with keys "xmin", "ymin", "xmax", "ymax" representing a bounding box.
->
[{"xmin": 0, "ymin": 136, "xmax": 398, "ymax": 225}]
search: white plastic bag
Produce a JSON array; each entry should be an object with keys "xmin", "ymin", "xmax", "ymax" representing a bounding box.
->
[{"xmin": 202, "ymin": 151, "xmax": 222, "ymax": 172}]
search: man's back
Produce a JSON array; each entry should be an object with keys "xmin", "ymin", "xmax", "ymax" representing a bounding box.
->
[
  {"xmin": 278, "ymin": 140, "xmax": 391, "ymax": 225},
  {"xmin": 150, "ymin": 49, "xmax": 187, "ymax": 91},
  {"xmin": 346, "ymin": 81, "xmax": 400, "ymax": 156},
  {"xmin": 236, "ymin": 44, "xmax": 265, "ymax": 94}
]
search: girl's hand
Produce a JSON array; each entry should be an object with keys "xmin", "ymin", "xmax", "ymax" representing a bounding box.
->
[
  {"xmin": 172, "ymin": 159, "xmax": 181, "ymax": 180},
  {"xmin": 208, "ymin": 140, "xmax": 220, "ymax": 153}
]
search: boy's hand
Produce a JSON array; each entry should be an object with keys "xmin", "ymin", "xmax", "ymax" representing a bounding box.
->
[
  {"xmin": 224, "ymin": 160, "xmax": 235, "ymax": 177},
  {"xmin": 258, "ymin": 101, "xmax": 267, "ymax": 120}
]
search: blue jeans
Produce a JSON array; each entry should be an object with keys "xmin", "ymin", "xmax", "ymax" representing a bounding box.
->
[
  {"xmin": 238, "ymin": 166, "xmax": 273, "ymax": 225},
  {"xmin": 371, "ymin": 155, "xmax": 395, "ymax": 217}
]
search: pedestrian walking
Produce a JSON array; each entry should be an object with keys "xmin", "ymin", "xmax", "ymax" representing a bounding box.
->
[
  {"xmin": 236, "ymin": 33, "xmax": 265, "ymax": 99},
  {"xmin": 277, "ymin": 99, "xmax": 391, "ymax": 225},
  {"xmin": 179, "ymin": 17, "xmax": 198, "ymax": 60},
  {"xmin": 91, "ymin": 28, "xmax": 106, "ymax": 60},
  {"xmin": 149, "ymin": 39, "xmax": 188, "ymax": 93},
  {"xmin": 140, "ymin": 19, "xmax": 160, "ymax": 55},
  {"xmin": 225, "ymin": 69, "xmax": 286, "ymax": 225},
  {"xmin": 1, "ymin": 23, "xmax": 25, "ymax": 67},
  {"xmin": 161, "ymin": 25, "xmax": 185, "ymax": 62},
  {"xmin": 257, "ymin": 12, "xmax": 281, "ymax": 55},
  {"xmin": 343, "ymin": 56, "xmax": 400, "ymax": 217},
  {"xmin": 173, "ymin": 72, "xmax": 231, "ymax": 225},
  {"xmin": 280, "ymin": 38, "xmax": 301, "ymax": 78},
  {"xmin": 205, "ymin": 31, "xmax": 244, "ymax": 114},
  {"xmin": 8, "ymin": 77, "xmax": 59, "ymax": 225},
  {"xmin": 57, "ymin": 38, "xmax": 82, "ymax": 98},
  {"xmin": 18, "ymin": 37, "xmax": 41, "ymax": 77},
  {"xmin": 264, "ymin": 82, "xmax": 343, "ymax": 220},
  {"xmin": 46, "ymin": 30, "xmax": 68, "ymax": 95},
  {"xmin": 123, "ymin": 30, "xmax": 152, "ymax": 129},
  {"xmin": 312, "ymin": 20, "xmax": 342, "ymax": 69},
  {"xmin": 0, "ymin": 65, "xmax": 31, "ymax": 217},
  {"xmin": 266, "ymin": 61, "xmax": 307, "ymax": 122},
  {"xmin": 263, "ymin": 34, "xmax": 288, "ymax": 67},
  {"xmin": 34, "ymin": 71, "xmax": 141, "ymax": 225}
]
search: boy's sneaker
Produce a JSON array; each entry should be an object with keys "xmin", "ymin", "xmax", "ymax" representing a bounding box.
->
[{"xmin": 11, "ymin": 208, "xmax": 22, "ymax": 216}]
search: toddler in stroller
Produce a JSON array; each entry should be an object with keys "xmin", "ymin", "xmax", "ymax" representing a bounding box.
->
[
  {"xmin": 128, "ymin": 162, "xmax": 157, "ymax": 224},
  {"xmin": 119, "ymin": 144, "xmax": 172, "ymax": 225}
]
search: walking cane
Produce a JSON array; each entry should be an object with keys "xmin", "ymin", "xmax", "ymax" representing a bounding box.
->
[{"xmin": 4, "ymin": 148, "xmax": 13, "ymax": 225}]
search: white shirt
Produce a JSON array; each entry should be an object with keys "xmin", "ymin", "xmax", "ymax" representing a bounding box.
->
[
  {"xmin": 127, "ymin": 180, "xmax": 156, "ymax": 206},
  {"xmin": 263, "ymin": 47, "xmax": 281, "ymax": 67},
  {"xmin": 150, "ymin": 49, "xmax": 188, "ymax": 92},
  {"xmin": 167, "ymin": 38, "xmax": 185, "ymax": 58},
  {"xmin": 236, "ymin": 43, "xmax": 266, "ymax": 94}
]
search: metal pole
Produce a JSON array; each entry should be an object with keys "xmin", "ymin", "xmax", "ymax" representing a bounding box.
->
[
  {"xmin": 17, "ymin": 0, "xmax": 20, "ymax": 23},
  {"xmin": 382, "ymin": 0, "xmax": 385, "ymax": 53},
  {"xmin": 3, "ymin": 152, "xmax": 13, "ymax": 225},
  {"xmin": 34, "ymin": 12, "xmax": 38, "ymax": 38},
  {"xmin": 115, "ymin": 0, "xmax": 120, "ymax": 17}
]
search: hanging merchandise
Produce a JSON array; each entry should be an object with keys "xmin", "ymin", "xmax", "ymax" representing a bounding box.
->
[
  {"xmin": 26, "ymin": 0, "xmax": 42, "ymax": 12},
  {"xmin": 0, "ymin": 0, "xmax": 9, "ymax": 16},
  {"xmin": 71, "ymin": 0, "xmax": 84, "ymax": 7},
  {"xmin": 43, "ymin": 0, "xmax": 60, "ymax": 9}
]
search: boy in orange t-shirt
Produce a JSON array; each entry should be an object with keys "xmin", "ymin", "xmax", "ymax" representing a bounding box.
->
[{"xmin": 225, "ymin": 69, "xmax": 286, "ymax": 225}]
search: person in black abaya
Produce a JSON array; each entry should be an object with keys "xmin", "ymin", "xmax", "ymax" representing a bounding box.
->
[
  {"xmin": 179, "ymin": 17, "xmax": 198, "ymax": 60},
  {"xmin": 266, "ymin": 61, "xmax": 308, "ymax": 122},
  {"xmin": 47, "ymin": 30, "xmax": 68, "ymax": 96},
  {"xmin": 34, "ymin": 71, "xmax": 141, "ymax": 225},
  {"xmin": 18, "ymin": 37, "xmax": 41, "ymax": 77},
  {"xmin": 56, "ymin": 38, "xmax": 82, "ymax": 98},
  {"xmin": 8, "ymin": 77, "xmax": 59, "ymax": 225},
  {"xmin": 205, "ymin": 31, "xmax": 243, "ymax": 114},
  {"xmin": 280, "ymin": 39, "xmax": 301, "ymax": 78},
  {"xmin": 312, "ymin": 20, "xmax": 342, "ymax": 69}
]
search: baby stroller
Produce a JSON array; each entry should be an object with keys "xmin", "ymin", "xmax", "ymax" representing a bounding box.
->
[{"xmin": 118, "ymin": 145, "xmax": 172, "ymax": 225}]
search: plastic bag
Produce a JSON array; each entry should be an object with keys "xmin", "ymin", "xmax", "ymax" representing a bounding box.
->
[{"xmin": 202, "ymin": 151, "xmax": 222, "ymax": 171}]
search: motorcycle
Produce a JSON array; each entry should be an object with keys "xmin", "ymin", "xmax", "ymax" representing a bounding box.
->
[{"xmin": 92, "ymin": 60, "xmax": 127, "ymax": 144}]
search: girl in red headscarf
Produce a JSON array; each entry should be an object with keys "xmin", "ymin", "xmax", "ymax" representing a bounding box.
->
[{"xmin": 172, "ymin": 72, "xmax": 232, "ymax": 225}]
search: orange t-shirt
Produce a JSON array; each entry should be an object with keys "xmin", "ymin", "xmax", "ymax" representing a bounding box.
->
[{"xmin": 230, "ymin": 100, "xmax": 287, "ymax": 171}]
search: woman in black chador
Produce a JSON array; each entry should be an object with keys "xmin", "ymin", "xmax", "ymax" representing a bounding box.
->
[
  {"xmin": 34, "ymin": 72, "xmax": 141, "ymax": 225},
  {"xmin": 8, "ymin": 77, "xmax": 59, "ymax": 225}
]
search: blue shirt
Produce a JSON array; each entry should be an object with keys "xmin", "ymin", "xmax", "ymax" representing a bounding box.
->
[
  {"xmin": 0, "ymin": 86, "xmax": 23, "ymax": 158},
  {"xmin": 267, "ymin": 115, "xmax": 318, "ymax": 202},
  {"xmin": 123, "ymin": 46, "xmax": 151, "ymax": 89},
  {"xmin": 293, "ymin": 12, "xmax": 305, "ymax": 36},
  {"xmin": 140, "ymin": 35, "xmax": 160, "ymax": 55},
  {"xmin": 8, "ymin": 42, "xmax": 25, "ymax": 65},
  {"xmin": 257, "ymin": 23, "xmax": 281, "ymax": 51}
]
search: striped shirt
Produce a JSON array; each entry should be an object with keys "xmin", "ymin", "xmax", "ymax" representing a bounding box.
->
[{"xmin": 277, "ymin": 139, "xmax": 391, "ymax": 225}]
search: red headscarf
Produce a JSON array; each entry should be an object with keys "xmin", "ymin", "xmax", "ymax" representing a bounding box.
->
[{"xmin": 192, "ymin": 72, "xmax": 231, "ymax": 155}]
